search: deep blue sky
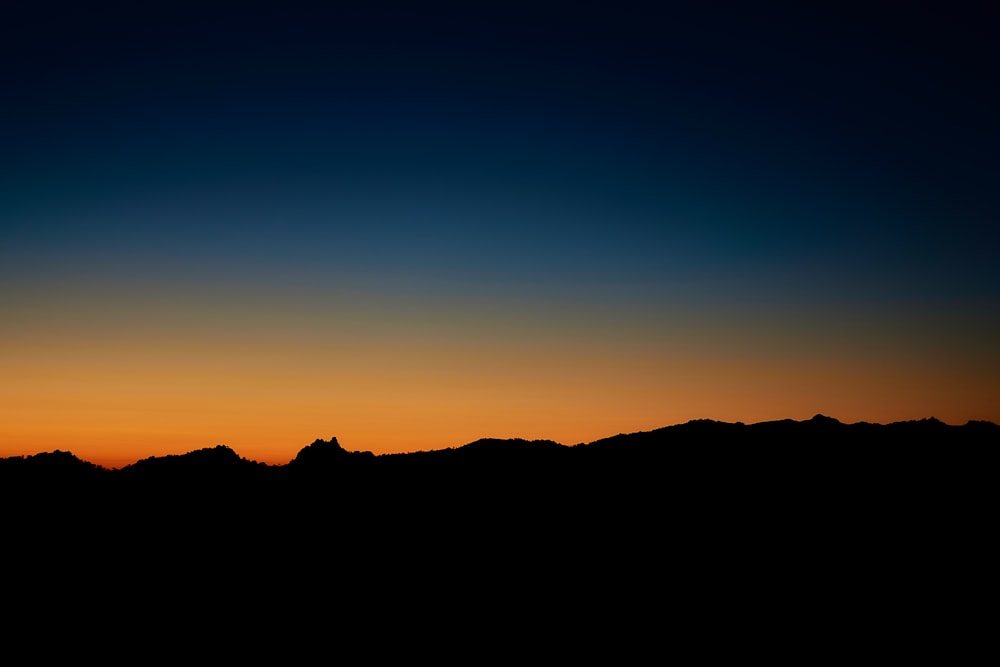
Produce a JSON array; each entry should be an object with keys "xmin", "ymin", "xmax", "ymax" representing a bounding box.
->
[
  {"xmin": 2, "ymin": 1, "xmax": 999, "ymax": 463},
  {"xmin": 5, "ymin": 2, "xmax": 998, "ymax": 296}
]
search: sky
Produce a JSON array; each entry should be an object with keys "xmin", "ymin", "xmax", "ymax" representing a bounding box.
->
[{"xmin": 2, "ymin": 1, "xmax": 998, "ymax": 468}]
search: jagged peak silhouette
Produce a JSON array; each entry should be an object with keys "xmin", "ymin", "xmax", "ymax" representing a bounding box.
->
[
  {"xmin": 289, "ymin": 436, "xmax": 376, "ymax": 467},
  {"xmin": 1, "ymin": 416, "xmax": 997, "ymax": 477},
  {"xmin": 289, "ymin": 436, "xmax": 346, "ymax": 464}
]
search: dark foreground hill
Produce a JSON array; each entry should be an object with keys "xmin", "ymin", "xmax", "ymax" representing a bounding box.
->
[
  {"xmin": 3, "ymin": 414, "xmax": 996, "ymax": 496},
  {"xmin": 4, "ymin": 413, "xmax": 996, "ymax": 569},
  {"xmin": 3, "ymin": 414, "xmax": 997, "ymax": 528},
  {"xmin": 2, "ymin": 415, "xmax": 996, "ymax": 656}
]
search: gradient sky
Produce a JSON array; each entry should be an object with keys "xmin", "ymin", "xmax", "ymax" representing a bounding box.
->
[{"xmin": 3, "ymin": 1, "xmax": 998, "ymax": 467}]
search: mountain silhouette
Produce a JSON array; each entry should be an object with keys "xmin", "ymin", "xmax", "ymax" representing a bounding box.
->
[
  {"xmin": 0, "ymin": 448, "xmax": 107, "ymax": 476},
  {"xmin": 3, "ymin": 414, "xmax": 995, "ymax": 652},
  {"xmin": 3, "ymin": 414, "xmax": 994, "ymax": 524},
  {"xmin": 119, "ymin": 444, "xmax": 267, "ymax": 475},
  {"xmin": 286, "ymin": 436, "xmax": 377, "ymax": 471},
  {"xmin": 3, "ymin": 415, "xmax": 997, "ymax": 486}
]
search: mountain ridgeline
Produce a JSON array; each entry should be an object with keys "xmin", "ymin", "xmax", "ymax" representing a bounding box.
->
[
  {"xmin": 3, "ymin": 415, "xmax": 996, "ymax": 510},
  {"xmin": 3, "ymin": 414, "xmax": 996, "ymax": 649},
  {"xmin": 3, "ymin": 413, "xmax": 997, "ymax": 479}
]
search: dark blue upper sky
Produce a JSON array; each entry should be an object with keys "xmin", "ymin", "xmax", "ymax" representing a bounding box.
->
[
  {"xmin": 5, "ymin": 2, "xmax": 998, "ymax": 296},
  {"xmin": 3, "ymin": 1, "xmax": 1000, "ymax": 462},
  {"xmin": 3, "ymin": 1, "xmax": 999, "ymax": 384}
]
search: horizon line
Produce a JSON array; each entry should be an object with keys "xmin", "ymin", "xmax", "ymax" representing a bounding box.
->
[{"xmin": 4, "ymin": 413, "xmax": 995, "ymax": 471}]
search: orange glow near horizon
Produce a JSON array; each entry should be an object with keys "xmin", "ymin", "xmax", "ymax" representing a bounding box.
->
[
  {"xmin": 3, "ymin": 287, "xmax": 997, "ymax": 469},
  {"xmin": 5, "ymin": 2, "xmax": 999, "ymax": 473}
]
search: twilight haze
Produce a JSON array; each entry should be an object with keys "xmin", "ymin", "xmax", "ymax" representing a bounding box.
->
[{"xmin": 2, "ymin": 2, "xmax": 998, "ymax": 468}]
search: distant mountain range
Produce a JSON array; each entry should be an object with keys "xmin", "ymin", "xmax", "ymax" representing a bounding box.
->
[
  {"xmin": 8, "ymin": 413, "xmax": 997, "ymax": 553},
  {"xmin": 3, "ymin": 413, "xmax": 995, "ymax": 643},
  {"xmin": 3, "ymin": 414, "xmax": 997, "ymax": 478}
]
